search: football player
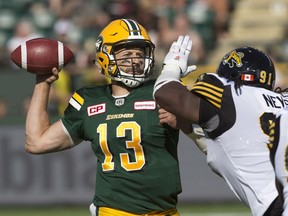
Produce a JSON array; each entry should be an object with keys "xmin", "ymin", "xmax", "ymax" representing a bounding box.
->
[
  {"xmin": 269, "ymin": 110, "xmax": 288, "ymax": 215},
  {"xmin": 25, "ymin": 19, "xmax": 190, "ymax": 216},
  {"xmin": 153, "ymin": 35, "xmax": 286, "ymax": 216}
]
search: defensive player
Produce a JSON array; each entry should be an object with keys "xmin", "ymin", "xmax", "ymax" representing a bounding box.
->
[
  {"xmin": 25, "ymin": 19, "xmax": 188, "ymax": 216},
  {"xmin": 269, "ymin": 109, "xmax": 288, "ymax": 215},
  {"xmin": 153, "ymin": 35, "xmax": 286, "ymax": 216}
]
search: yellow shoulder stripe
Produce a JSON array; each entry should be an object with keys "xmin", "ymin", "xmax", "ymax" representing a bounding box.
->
[
  {"xmin": 191, "ymin": 82, "xmax": 224, "ymax": 109},
  {"xmin": 193, "ymin": 82, "xmax": 224, "ymax": 93},
  {"xmin": 192, "ymin": 86, "xmax": 223, "ymax": 98},
  {"xmin": 72, "ymin": 92, "xmax": 84, "ymax": 105}
]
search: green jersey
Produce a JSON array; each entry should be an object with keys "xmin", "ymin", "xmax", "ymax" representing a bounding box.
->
[{"xmin": 61, "ymin": 80, "xmax": 181, "ymax": 214}]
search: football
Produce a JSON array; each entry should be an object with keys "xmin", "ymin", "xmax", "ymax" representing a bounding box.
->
[{"xmin": 10, "ymin": 38, "xmax": 74, "ymax": 75}]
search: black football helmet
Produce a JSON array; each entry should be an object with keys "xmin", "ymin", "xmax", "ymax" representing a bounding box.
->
[{"xmin": 216, "ymin": 46, "xmax": 275, "ymax": 90}]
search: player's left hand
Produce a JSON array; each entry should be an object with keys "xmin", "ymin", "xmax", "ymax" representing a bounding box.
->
[
  {"xmin": 158, "ymin": 106, "xmax": 192, "ymax": 134},
  {"xmin": 163, "ymin": 35, "xmax": 197, "ymax": 78},
  {"xmin": 158, "ymin": 107, "xmax": 177, "ymax": 128}
]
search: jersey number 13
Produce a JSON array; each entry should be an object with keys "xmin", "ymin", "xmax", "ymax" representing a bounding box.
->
[{"xmin": 97, "ymin": 121, "xmax": 145, "ymax": 172}]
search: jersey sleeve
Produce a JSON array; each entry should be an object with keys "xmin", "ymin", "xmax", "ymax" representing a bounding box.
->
[
  {"xmin": 191, "ymin": 73, "xmax": 236, "ymax": 138},
  {"xmin": 61, "ymin": 88, "xmax": 86, "ymax": 144},
  {"xmin": 190, "ymin": 73, "xmax": 225, "ymax": 135},
  {"xmin": 190, "ymin": 73, "xmax": 225, "ymax": 109},
  {"xmin": 191, "ymin": 73, "xmax": 225, "ymax": 125}
]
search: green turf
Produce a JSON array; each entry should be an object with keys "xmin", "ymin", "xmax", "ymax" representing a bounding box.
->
[
  {"xmin": 0, "ymin": 202, "xmax": 251, "ymax": 216},
  {"xmin": 178, "ymin": 202, "xmax": 250, "ymax": 214},
  {"xmin": 0, "ymin": 206, "xmax": 90, "ymax": 216}
]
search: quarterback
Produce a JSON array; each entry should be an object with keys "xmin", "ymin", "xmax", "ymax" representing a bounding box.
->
[
  {"xmin": 25, "ymin": 19, "xmax": 188, "ymax": 216},
  {"xmin": 154, "ymin": 36, "xmax": 285, "ymax": 216}
]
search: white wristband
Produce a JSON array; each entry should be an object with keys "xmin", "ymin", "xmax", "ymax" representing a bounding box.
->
[{"xmin": 153, "ymin": 67, "xmax": 181, "ymax": 98}]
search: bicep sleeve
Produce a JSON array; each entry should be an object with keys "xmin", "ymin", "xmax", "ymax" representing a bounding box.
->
[
  {"xmin": 191, "ymin": 73, "xmax": 224, "ymax": 133},
  {"xmin": 191, "ymin": 73, "xmax": 236, "ymax": 138}
]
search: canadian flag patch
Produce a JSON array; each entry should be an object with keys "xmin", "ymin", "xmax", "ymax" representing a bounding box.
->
[
  {"xmin": 241, "ymin": 74, "xmax": 254, "ymax": 81},
  {"xmin": 134, "ymin": 101, "xmax": 156, "ymax": 110}
]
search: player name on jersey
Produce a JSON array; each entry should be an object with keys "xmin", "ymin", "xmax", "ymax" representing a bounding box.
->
[{"xmin": 262, "ymin": 94, "xmax": 288, "ymax": 108}]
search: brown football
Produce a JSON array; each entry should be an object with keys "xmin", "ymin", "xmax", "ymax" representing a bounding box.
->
[{"xmin": 10, "ymin": 38, "xmax": 74, "ymax": 74}]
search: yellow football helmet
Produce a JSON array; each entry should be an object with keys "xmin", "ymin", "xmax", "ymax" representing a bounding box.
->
[{"xmin": 95, "ymin": 19, "xmax": 155, "ymax": 88}]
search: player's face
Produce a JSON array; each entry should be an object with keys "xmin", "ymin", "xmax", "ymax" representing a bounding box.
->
[{"xmin": 114, "ymin": 47, "xmax": 145, "ymax": 75}]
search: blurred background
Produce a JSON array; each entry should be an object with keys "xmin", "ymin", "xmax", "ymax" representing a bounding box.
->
[{"xmin": 1, "ymin": 0, "xmax": 288, "ymax": 214}]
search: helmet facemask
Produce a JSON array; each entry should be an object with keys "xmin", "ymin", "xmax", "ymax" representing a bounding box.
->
[{"xmin": 109, "ymin": 41, "xmax": 155, "ymax": 88}]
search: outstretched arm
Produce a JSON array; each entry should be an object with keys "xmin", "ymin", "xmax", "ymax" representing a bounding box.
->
[
  {"xmin": 155, "ymin": 82, "xmax": 200, "ymax": 123},
  {"xmin": 25, "ymin": 68, "xmax": 72, "ymax": 154},
  {"xmin": 154, "ymin": 35, "xmax": 201, "ymax": 123}
]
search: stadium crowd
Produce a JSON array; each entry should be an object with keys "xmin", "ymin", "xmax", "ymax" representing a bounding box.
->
[{"xmin": 0, "ymin": 0, "xmax": 266, "ymax": 118}]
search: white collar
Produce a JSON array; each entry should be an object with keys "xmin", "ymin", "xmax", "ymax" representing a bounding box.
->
[{"xmin": 112, "ymin": 93, "xmax": 130, "ymax": 98}]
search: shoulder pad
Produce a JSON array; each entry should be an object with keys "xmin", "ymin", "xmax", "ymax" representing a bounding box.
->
[{"xmin": 191, "ymin": 73, "xmax": 225, "ymax": 109}]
